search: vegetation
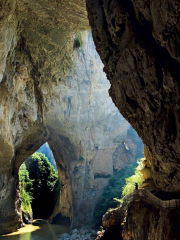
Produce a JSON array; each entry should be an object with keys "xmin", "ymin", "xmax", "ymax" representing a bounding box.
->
[
  {"xmin": 79, "ymin": 156, "xmax": 85, "ymax": 161},
  {"xmin": 19, "ymin": 163, "xmax": 33, "ymax": 216},
  {"xmin": 94, "ymin": 159, "xmax": 144, "ymax": 225},
  {"xmin": 93, "ymin": 161, "xmax": 138, "ymax": 225},
  {"xmin": 74, "ymin": 32, "xmax": 82, "ymax": 49},
  {"xmin": 27, "ymin": 152, "xmax": 59, "ymax": 218},
  {"xmin": 114, "ymin": 159, "xmax": 143, "ymax": 204},
  {"xmin": 121, "ymin": 159, "xmax": 143, "ymax": 197},
  {"xmin": 30, "ymin": 152, "xmax": 58, "ymax": 192},
  {"xmin": 19, "ymin": 152, "xmax": 59, "ymax": 220},
  {"xmin": 37, "ymin": 143, "xmax": 57, "ymax": 170}
]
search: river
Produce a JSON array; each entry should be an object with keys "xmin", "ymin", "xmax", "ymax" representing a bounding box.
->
[{"xmin": 0, "ymin": 220, "xmax": 70, "ymax": 240}]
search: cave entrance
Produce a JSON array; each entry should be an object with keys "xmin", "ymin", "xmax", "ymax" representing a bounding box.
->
[{"xmin": 19, "ymin": 142, "xmax": 61, "ymax": 223}]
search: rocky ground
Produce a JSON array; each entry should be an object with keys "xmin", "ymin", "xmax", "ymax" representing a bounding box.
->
[{"xmin": 58, "ymin": 227, "xmax": 97, "ymax": 240}]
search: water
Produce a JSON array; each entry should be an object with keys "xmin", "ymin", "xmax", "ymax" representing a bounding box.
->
[{"xmin": 0, "ymin": 220, "xmax": 70, "ymax": 240}]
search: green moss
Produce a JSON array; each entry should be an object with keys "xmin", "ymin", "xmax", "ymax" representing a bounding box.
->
[
  {"xmin": 74, "ymin": 32, "xmax": 82, "ymax": 49},
  {"xmin": 79, "ymin": 156, "xmax": 84, "ymax": 161}
]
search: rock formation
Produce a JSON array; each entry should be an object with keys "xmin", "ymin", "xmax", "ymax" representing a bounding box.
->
[
  {"xmin": 86, "ymin": 0, "xmax": 180, "ymax": 239},
  {"xmin": 122, "ymin": 200, "xmax": 180, "ymax": 240},
  {"xmin": 86, "ymin": 0, "xmax": 180, "ymax": 193},
  {"xmin": 98, "ymin": 189, "xmax": 180, "ymax": 240},
  {"xmin": 0, "ymin": 1, "xmax": 143, "ymax": 234},
  {"xmin": 3, "ymin": 0, "xmax": 179, "ymax": 238}
]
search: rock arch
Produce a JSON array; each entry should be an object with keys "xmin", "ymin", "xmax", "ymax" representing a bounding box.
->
[{"xmin": 0, "ymin": 17, "xmax": 143, "ymax": 233}]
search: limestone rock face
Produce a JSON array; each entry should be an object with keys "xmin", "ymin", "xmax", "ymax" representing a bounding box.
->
[
  {"xmin": 102, "ymin": 208, "xmax": 124, "ymax": 230},
  {"xmin": 96, "ymin": 207, "xmax": 125, "ymax": 240},
  {"xmin": 86, "ymin": 0, "xmax": 180, "ymax": 193},
  {"xmin": 122, "ymin": 201, "xmax": 180, "ymax": 240},
  {"xmin": 99, "ymin": 196, "xmax": 180, "ymax": 240},
  {"xmin": 0, "ymin": 1, "xmax": 143, "ymax": 232},
  {"xmin": 45, "ymin": 32, "xmax": 142, "ymax": 228}
]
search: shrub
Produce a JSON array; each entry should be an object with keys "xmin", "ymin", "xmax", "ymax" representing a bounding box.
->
[
  {"xmin": 121, "ymin": 159, "xmax": 143, "ymax": 196},
  {"xmin": 114, "ymin": 158, "xmax": 144, "ymax": 204},
  {"xmin": 74, "ymin": 32, "xmax": 82, "ymax": 49},
  {"xmin": 19, "ymin": 163, "xmax": 33, "ymax": 216}
]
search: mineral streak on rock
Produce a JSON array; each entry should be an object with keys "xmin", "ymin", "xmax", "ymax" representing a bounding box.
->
[
  {"xmin": 0, "ymin": 1, "xmax": 143, "ymax": 233},
  {"xmin": 86, "ymin": 0, "xmax": 180, "ymax": 192}
]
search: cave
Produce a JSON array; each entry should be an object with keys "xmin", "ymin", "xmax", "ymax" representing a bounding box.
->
[
  {"xmin": 1, "ymin": 0, "xmax": 179, "ymax": 239},
  {"xmin": 0, "ymin": 14, "xmax": 143, "ymax": 234}
]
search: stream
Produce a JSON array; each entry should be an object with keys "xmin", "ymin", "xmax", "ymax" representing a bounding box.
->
[{"xmin": 0, "ymin": 220, "xmax": 70, "ymax": 240}]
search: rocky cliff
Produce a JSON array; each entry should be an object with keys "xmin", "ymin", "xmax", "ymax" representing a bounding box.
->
[
  {"xmin": 0, "ymin": 1, "xmax": 143, "ymax": 233},
  {"xmin": 2, "ymin": 0, "xmax": 179, "ymax": 238},
  {"xmin": 86, "ymin": 0, "xmax": 180, "ymax": 193},
  {"xmin": 97, "ymin": 189, "xmax": 180, "ymax": 240},
  {"xmin": 86, "ymin": 0, "xmax": 180, "ymax": 239}
]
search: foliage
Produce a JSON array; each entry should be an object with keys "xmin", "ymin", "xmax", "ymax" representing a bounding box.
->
[
  {"xmin": 94, "ymin": 159, "xmax": 144, "ymax": 225},
  {"xmin": 19, "ymin": 152, "xmax": 59, "ymax": 220},
  {"xmin": 113, "ymin": 159, "xmax": 143, "ymax": 204},
  {"xmin": 74, "ymin": 32, "xmax": 82, "ymax": 49},
  {"xmin": 37, "ymin": 143, "xmax": 57, "ymax": 170},
  {"xmin": 79, "ymin": 156, "xmax": 84, "ymax": 161},
  {"xmin": 121, "ymin": 159, "xmax": 143, "ymax": 197},
  {"xmin": 19, "ymin": 163, "xmax": 33, "ymax": 215},
  {"xmin": 93, "ymin": 161, "xmax": 138, "ymax": 225},
  {"xmin": 27, "ymin": 152, "xmax": 59, "ymax": 218},
  {"xmin": 31, "ymin": 152, "xmax": 58, "ymax": 191}
]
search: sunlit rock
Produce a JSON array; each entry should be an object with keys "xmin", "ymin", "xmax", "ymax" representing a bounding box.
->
[{"xmin": 0, "ymin": 1, "xmax": 143, "ymax": 233}]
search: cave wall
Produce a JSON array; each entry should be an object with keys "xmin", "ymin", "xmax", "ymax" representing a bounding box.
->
[
  {"xmin": 45, "ymin": 32, "xmax": 143, "ymax": 227},
  {"xmin": 0, "ymin": 1, "xmax": 143, "ymax": 233},
  {"xmin": 0, "ymin": 0, "xmax": 89, "ymax": 233},
  {"xmin": 86, "ymin": 0, "xmax": 180, "ymax": 193}
]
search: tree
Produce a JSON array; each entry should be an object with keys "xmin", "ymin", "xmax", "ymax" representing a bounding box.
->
[
  {"xmin": 114, "ymin": 159, "xmax": 143, "ymax": 204},
  {"xmin": 121, "ymin": 159, "xmax": 143, "ymax": 197},
  {"xmin": 93, "ymin": 161, "xmax": 138, "ymax": 225},
  {"xmin": 25, "ymin": 152, "xmax": 59, "ymax": 218}
]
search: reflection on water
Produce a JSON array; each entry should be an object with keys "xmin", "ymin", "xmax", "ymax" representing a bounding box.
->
[{"xmin": 0, "ymin": 220, "xmax": 70, "ymax": 240}]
